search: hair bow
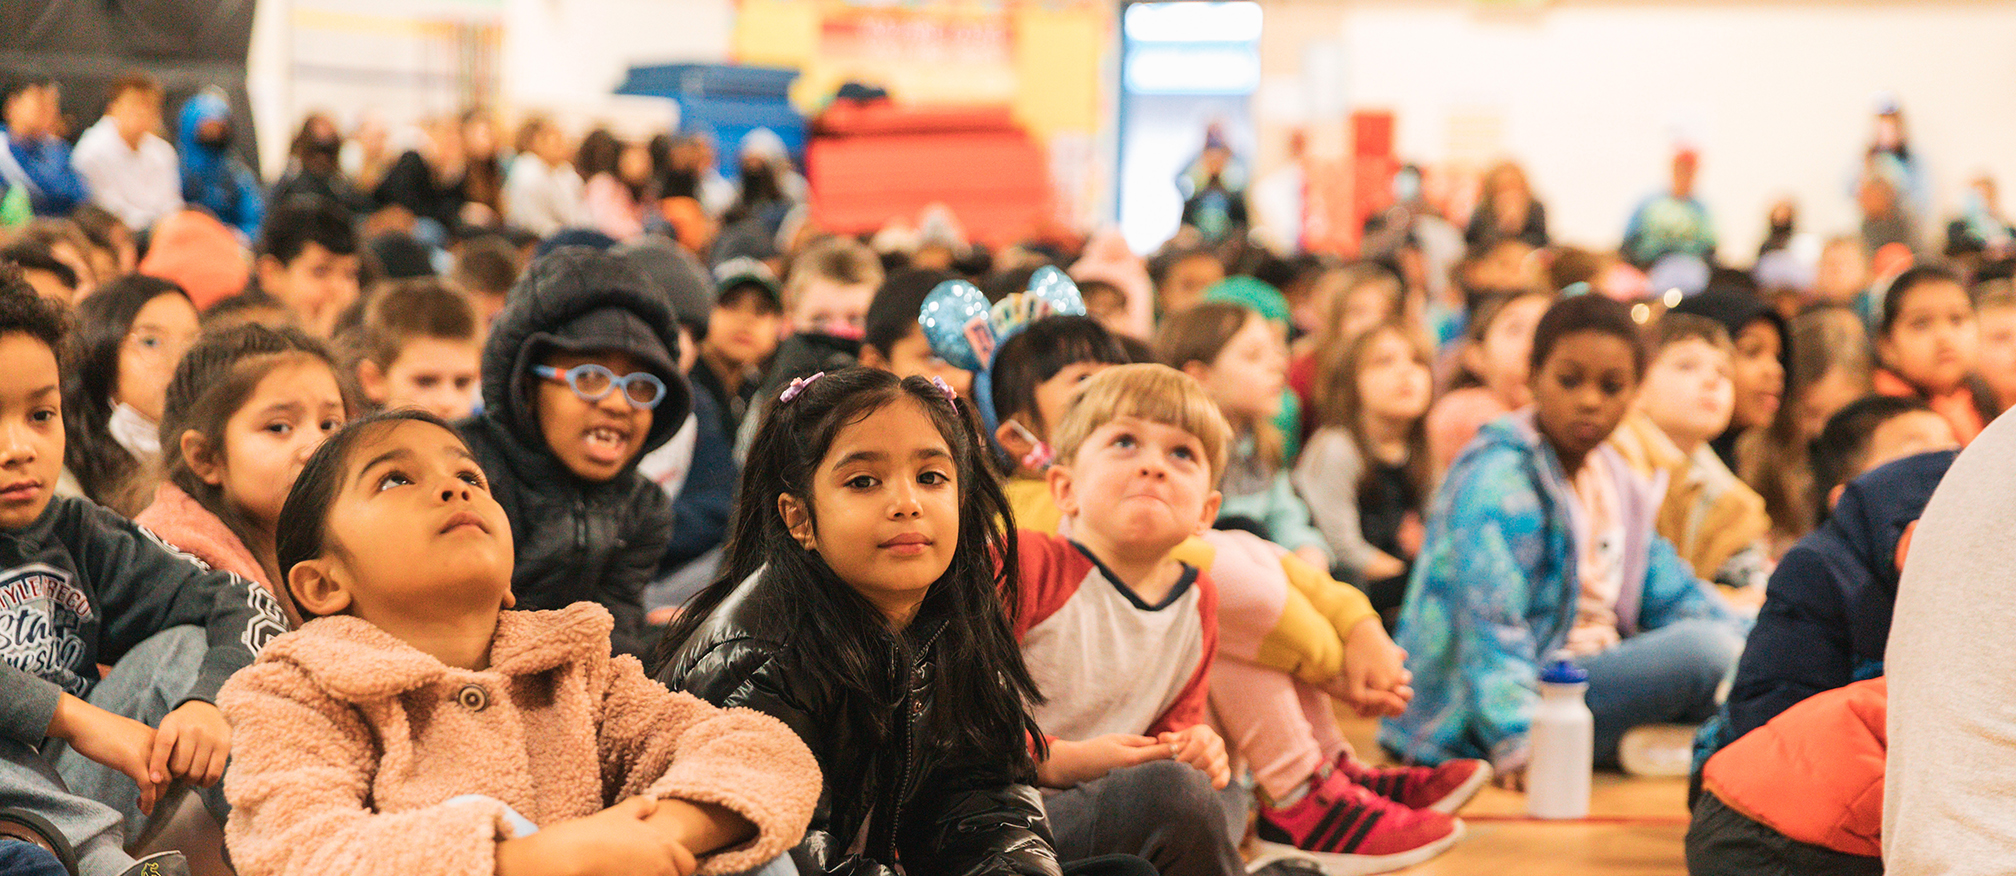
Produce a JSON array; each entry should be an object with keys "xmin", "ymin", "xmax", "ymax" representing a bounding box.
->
[{"xmin": 780, "ymin": 371, "xmax": 824, "ymax": 403}]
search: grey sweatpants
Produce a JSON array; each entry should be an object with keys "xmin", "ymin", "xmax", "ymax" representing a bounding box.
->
[
  {"xmin": 1, "ymin": 626, "xmax": 209, "ymax": 876},
  {"xmin": 1045, "ymin": 760, "xmax": 1247, "ymax": 876}
]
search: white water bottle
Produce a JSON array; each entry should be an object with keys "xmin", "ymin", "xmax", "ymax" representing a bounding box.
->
[{"xmin": 1526, "ymin": 655, "xmax": 1593, "ymax": 819}]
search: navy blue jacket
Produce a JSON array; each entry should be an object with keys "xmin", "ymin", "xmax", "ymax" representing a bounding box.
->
[{"xmin": 1723, "ymin": 449, "xmax": 1956, "ymax": 743}]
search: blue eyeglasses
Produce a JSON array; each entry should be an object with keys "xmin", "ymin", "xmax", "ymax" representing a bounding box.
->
[{"xmin": 533, "ymin": 364, "xmax": 667, "ymax": 409}]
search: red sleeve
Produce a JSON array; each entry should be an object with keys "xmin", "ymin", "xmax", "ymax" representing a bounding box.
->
[
  {"xmin": 1011, "ymin": 529, "xmax": 1087, "ymax": 641},
  {"xmin": 1146, "ymin": 565, "xmax": 1218, "ymax": 736}
]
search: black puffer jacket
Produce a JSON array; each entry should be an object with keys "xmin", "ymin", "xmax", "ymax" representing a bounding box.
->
[
  {"xmin": 461, "ymin": 247, "xmax": 692, "ymax": 657},
  {"xmin": 657, "ymin": 568, "xmax": 1062, "ymax": 876}
]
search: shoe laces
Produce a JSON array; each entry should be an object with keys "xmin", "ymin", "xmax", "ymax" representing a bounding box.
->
[{"xmin": 1309, "ymin": 767, "xmax": 1388, "ymax": 808}]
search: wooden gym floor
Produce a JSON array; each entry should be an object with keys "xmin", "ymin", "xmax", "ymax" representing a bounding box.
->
[{"xmin": 1338, "ymin": 717, "xmax": 1689, "ymax": 875}]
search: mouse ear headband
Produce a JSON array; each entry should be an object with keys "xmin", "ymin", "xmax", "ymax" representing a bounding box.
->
[{"xmin": 919, "ymin": 265, "xmax": 1085, "ymax": 438}]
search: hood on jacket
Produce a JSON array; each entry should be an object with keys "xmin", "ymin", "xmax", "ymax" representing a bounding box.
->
[
  {"xmin": 177, "ymin": 90, "xmax": 233, "ymax": 164},
  {"xmin": 1807, "ymin": 448, "xmax": 1956, "ymax": 654},
  {"xmin": 480, "ymin": 246, "xmax": 692, "ymax": 462}
]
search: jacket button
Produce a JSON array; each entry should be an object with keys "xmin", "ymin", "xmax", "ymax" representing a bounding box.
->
[{"xmin": 457, "ymin": 684, "xmax": 489, "ymax": 711}]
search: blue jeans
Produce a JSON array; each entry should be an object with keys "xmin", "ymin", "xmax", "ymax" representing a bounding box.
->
[
  {"xmin": 0, "ymin": 840, "xmax": 68, "ymax": 876},
  {"xmin": 1581, "ymin": 618, "xmax": 1743, "ymax": 768},
  {"xmin": 52, "ymin": 626, "xmax": 213, "ymax": 840},
  {"xmin": 1, "ymin": 627, "xmax": 211, "ymax": 876}
]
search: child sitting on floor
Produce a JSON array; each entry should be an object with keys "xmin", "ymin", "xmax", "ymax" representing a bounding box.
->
[
  {"xmin": 1425, "ymin": 289, "xmax": 1553, "ymax": 479},
  {"xmin": 1023, "ymin": 364, "xmax": 1471, "ymax": 875},
  {"xmin": 137, "ymin": 324, "xmax": 352, "ymax": 620},
  {"xmin": 459, "ymin": 247, "xmax": 691, "ymax": 657},
  {"xmin": 1869, "ymin": 265, "xmax": 1994, "ymax": 443},
  {"xmin": 1156, "ymin": 301, "xmax": 1330, "ymax": 570},
  {"xmin": 0, "ymin": 277, "xmax": 284, "ymax": 876},
  {"xmin": 657, "ymin": 368, "xmax": 1151, "ymax": 876},
  {"xmin": 1608, "ymin": 314, "xmax": 1771, "ymax": 600},
  {"xmin": 1294, "ymin": 321, "xmax": 1436, "ymax": 619},
  {"xmin": 221, "ymin": 410, "xmax": 818, "ymax": 876},
  {"xmin": 1387, "ymin": 294, "xmax": 1743, "ymax": 784}
]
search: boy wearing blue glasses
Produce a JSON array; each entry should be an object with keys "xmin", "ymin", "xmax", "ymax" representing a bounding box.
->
[{"xmin": 460, "ymin": 246, "xmax": 691, "ymax": 657}]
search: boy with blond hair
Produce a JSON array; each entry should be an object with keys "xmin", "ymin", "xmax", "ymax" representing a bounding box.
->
[{"xmin": 1017, "ymin": 364, "xmax": 1468, "ymax": 876}]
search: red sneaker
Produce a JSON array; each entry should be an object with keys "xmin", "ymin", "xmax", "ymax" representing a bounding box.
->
[
  {"xmin": 1334, "ymin": 754, "xmax": 1492, "ymax": 814},
  {"xmin": 1252, "ymin": 768, "xmax": 1464, "ymax": 875}
]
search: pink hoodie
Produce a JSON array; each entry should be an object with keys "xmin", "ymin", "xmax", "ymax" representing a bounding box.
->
[{"xmin": 219, "ymin": 602, "xmax": 820, "ymax": 876}]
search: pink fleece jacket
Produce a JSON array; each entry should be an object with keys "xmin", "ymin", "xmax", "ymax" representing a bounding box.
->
[
  {"xmin": 134, "ymin": 482, "xmax": 279, "ymax": 599},
  {"xmin": 219, "ymin": 602, "xmax": 820, "ymax": 876}
]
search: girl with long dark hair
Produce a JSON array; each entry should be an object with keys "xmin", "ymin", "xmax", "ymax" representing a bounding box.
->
[{"xmin": 656, "ymin": 367, "xmax": 1149, "ymax": 876}]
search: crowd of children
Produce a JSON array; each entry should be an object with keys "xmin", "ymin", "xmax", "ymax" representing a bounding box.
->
[{"xmin": 0, "ymin": 75, "xmax": 2014, "ymax": 876}]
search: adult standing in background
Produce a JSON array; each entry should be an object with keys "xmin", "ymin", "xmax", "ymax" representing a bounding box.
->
[
  {"xmin": 71, "ymin": 72, "xmax": 181, "ymax": 232},
  {"xmin": 1622, "ymin": 149, "xmax": 1717, "ymax": 270}
]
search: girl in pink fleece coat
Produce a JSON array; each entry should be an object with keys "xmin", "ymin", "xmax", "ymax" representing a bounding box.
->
[{"xmin": 218, "ymin": 409, "xmax": 819, "ymax": 876}]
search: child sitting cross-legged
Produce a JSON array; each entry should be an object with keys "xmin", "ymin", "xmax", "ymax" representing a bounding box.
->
[
  {"xmin": 1022, "ymin": 364, "xmax": 1470, "ymax": 876},
  {"xmin": 0, "ymin": 276, "xmax": 286, "ymax": 876},
  {"xmin": 657, "ymin": 367, "xmax": 1154, "ymax": 876},
  {"xmin": 1386, "ymin": 294, "xmax": 1745, "ymax": 784},
  {"xmin": 220, "ymin": 410, "xmax": 818, "ymax": 876}
]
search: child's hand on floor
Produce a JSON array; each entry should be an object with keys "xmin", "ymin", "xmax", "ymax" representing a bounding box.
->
[
  {"xmin": 45, "ymin": 693, "xmax": 162, "ymax": 813},
  {"xmin": 496, "ymin": 796, "xmax": 698, "ymax": 876},
  {"xmin": 1036, "ymin": 734, "xmax": 1172, "ymax": 789},
  {"xmin": 1158, "ymin": 725, "xmax": 1231, "ymax": 790},
  {"xmin": 151, "ymin": 701, "xmax": 232, "ymax": 792},
  {"xmin": 1329, "ymin": 617, "xmax": 1413, "ymax": 718}
]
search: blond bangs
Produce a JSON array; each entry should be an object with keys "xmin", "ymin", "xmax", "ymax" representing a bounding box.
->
[{"xmin": 1051, "ymin": 363, "xmax": 1233, "ymax": 486}]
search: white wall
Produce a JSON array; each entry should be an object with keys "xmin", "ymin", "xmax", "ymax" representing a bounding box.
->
[
  {"xmin": 1269, "ymin": 1, "xmax": 2016, "ymax": 258},
  {"xmin": 249, "ymin": 0, "xmax": 735, "ymax": 175},
  {"xmin": 499, "ymin": 0, "xmax": 733, "ymax": 118}
]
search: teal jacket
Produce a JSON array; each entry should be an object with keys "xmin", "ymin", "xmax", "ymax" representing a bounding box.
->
[
  {"xmin": 1379, "ymin": 411, "xmax": 1733, "ymax": 766},
  {"xmin": 1217, "ymin": 435, "xmax": 1331, "ymax": 565}
]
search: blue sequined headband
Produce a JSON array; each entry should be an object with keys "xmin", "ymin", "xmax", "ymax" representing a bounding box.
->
[{"xmin": 917, "ymin": 265, "xmax": 1085, "ymax": 437}]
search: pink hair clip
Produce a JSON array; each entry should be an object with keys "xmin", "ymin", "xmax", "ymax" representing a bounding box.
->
[
  {"xmin": 780, "ymin": 371, "xmax": 824, "ymax": 403},
  {"xmin": 928, "ymin": 375, "xmax": 958, "ymax": 403}
]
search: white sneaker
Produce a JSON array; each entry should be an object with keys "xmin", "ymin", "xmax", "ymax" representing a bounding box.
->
[{"xmin": 1618, "ymin": 724, "xmax": 1697, "ymax": 777}]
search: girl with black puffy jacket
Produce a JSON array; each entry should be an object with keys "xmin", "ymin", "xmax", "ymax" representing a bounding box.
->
[{"xmin": 655, "ymin": 368, "xmax": 1150, "ymax": 876}]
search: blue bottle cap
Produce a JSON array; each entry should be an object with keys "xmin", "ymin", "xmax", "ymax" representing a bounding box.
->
[{"xmin": 1539, "ymin": 659, "xmax": 1589, "ymax": 685}]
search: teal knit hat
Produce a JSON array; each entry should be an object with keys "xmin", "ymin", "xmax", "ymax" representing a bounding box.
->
[{"xmin": 1203, "ymin": 275, "xmax": 1290, "ymax": 326}]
